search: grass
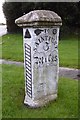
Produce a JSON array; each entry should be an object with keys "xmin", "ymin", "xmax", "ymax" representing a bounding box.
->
[
  {"xmin": 0, "ymin": 36, "xmax": 2, "ymax": 119},
  {"xmin": 2, "ymin": 64, "xmax": 78, "ymax": 118},
  {"xmin": 59, "ymin": 36, "xmax": 78, "ymax": 68},
  {"xmin": 0, "ymin": 64, "xmax": 2, "ymax": 120},
  {"xmin": 0, "ymin": 36, "xmax": 2, "ymax": 59},
  {"xmin": 2, "ymin": 34, "xmax": 23, "ymax": 61},
  {"xmin": 2, "ymin": 33, "xmax": 78, "ymax": 69}
]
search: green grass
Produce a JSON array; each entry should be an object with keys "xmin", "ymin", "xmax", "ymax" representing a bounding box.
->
[
  {"xmin": 0, "ymin": 36, "xmax": 2, "ymax": 120},
  {"xmin": 0, "ymin": 36, "xmax": 2, "ymax": 59},
  {"xmin": 2, "ymin": 33, "xmax": 78, "ymax": 68},
  {"xmin": 0, "ymin": 64, "xmax": 2, "ymax": 120},
  {"xmin": 2, "ymin": 64, "xmax": 78, "ymax": 118},
  {"xmin": 2, "ymin": 34, "xmax": 23, "ymax": 61},
  {"xmin": 59, "ymin": 37, "xmax": 78, "ymax": 68}
]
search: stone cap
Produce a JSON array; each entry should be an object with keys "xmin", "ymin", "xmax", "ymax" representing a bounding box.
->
[{"xmin": 15, "ymin": 10, "xmax": 62, "ymax": 27}]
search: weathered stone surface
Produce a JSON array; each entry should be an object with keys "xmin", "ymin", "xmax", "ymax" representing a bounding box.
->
[
  {"xmin": 15, "ymin": 10, "xmax": 62, "ymax": 27},
  {"xmin": 15, "ymin": 10, "xmax": 62, "ymax": 108},
  {"xmin": 23, "ymin": 27, "xmax": 59, "ymax": 107}
]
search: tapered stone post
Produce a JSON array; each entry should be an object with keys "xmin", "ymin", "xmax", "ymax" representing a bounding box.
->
[{"xmin": 15, "ymin": 10, "xmax": 62, "ymax": 108}]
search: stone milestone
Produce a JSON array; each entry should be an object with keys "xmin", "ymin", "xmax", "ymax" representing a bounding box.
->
[{"xmin": 15, "ymin": 10, "xmax": 62, "ymax": 108}]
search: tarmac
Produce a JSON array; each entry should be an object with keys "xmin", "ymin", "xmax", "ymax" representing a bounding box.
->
[{"xmin": 0, "ymin": 59, "xmax": 80, "ymax": 80}]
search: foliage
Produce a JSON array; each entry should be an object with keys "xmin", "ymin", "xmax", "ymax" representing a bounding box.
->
[
  {"xmin": 34, "ymin": 2, "xmax": 79, "ymax": 27},
  {"xmin": 2, "ymin": 2, "xmax": 79, "ymax": 33},
  {"xmin": 2, "ymin": 2, "xmax": 23, "ymax": 33},
  {"xmin": 2, "ymin": 34, "xmax": 78, "ymax": 68},
  {"xmin": 2, "ymin": 64, "xmax": 78, "ymax": 118}
]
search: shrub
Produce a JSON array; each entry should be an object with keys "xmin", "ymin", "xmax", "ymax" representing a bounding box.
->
[
  {"xmin": 2, "ymin": 2, "xmax": 79, "ymax": 33},
  {"xmin": 2, "ymin": 2, "xmax": 23, "ymax": 33}
]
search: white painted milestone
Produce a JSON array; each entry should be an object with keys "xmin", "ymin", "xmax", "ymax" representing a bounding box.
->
[
  {"xmin": 23, "ymin": 27, "xmax": 59, "ymax": 107},
  {"xmin": 15, "ymin": 10, "xmax": 62, "ymax": 108}
]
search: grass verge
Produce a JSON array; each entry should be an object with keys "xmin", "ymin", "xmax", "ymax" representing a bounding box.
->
[
  {"xmin": 0, "ymin": 64, "xmax": 2, "ymax": 120},
  {"xmin": 59, "ymin": 36, "xmax": 78, "ymax": 69},
  {"xmin": 2, "ymin": 64, "xmax": 78, "ymax": 118},
  {"xmin": 2, "ymin": 34, "xmax": 23, "ymax": 61},
  {"xmin": 0, "ymin": 36, "xmax": 2, "ymax": 119}
]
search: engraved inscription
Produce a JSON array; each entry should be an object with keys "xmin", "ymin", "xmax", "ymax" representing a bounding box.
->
[
  {"xmin": 33, "ymin": 35, "xmax": 57, "ymax": 53},
  {"xmin": 52, "ymin": 29, "xmax": 57, "ymax": 35},
  {"xmin": 33, "ymin": 28, "xmax": 58, "ymax": 68},
  {"xmin": 33, "ymin": 51, "xmax": 58, "ymax": 68}
]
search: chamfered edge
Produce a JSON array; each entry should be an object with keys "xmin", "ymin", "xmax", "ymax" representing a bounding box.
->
[{"xmin": 15, "ymin": 10, "xmax": 62, "ymax": 27}]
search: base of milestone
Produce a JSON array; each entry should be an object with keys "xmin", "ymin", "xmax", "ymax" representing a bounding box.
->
[{"xmin": 24, "ymin": 93, "xmax": 57, "ymax": 108}]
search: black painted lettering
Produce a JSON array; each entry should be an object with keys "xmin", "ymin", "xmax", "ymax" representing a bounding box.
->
[
  {"xmin": 53, "ymin": 29, "xmax": 57, "ymax": 35},
  {"xmin": 40, "ymin": 36, "xmax": 44, "ymax": 42},
  {"xmin": 51, "ymin": 37, "xmax": 55, "ymax": 43},
  {"xmin": 48, "ymin": 36, "xmax": 51, "ymax": 42},
  {"xmin": 45, "ymin": 36, "xmax": 48, "ymax": 41},
  {"xmin": 44, "ymin": 29, "xmax": 47, "ymax": 33},
  {"xmin": 43, "ymin": 42, "xmax": 49, "ymax": 51},
  {"xmin": 38, "ymin": 38, "xmax": 41, "ymax": 43},
  {"xmin": 45, "ymin": 57, "xmax": 47, "ymax": 62},
  {"xmin": 34, "ymin": 29, "xmax": 44, "ymax": 36}
]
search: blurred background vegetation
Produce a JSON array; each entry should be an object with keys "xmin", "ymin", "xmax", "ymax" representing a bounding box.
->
[{"xmin": 2, "ymin": 2, "xmax": 79, "ymax": 37}]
